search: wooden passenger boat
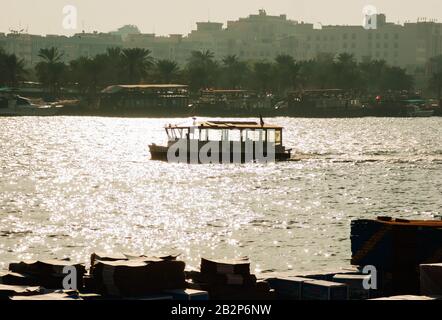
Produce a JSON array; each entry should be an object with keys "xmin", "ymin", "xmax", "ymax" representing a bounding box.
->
[{"xmin": 149, "ymin": 118, "xmax": 292, "ymax": 163}]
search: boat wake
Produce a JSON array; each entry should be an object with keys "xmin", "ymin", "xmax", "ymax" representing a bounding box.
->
[{"xmin": 290, "ymin": 151, "xmax": 442, "ymax": 164}]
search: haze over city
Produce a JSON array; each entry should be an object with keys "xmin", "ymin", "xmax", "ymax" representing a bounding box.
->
[{"xmin": 2, "ymin": 0, "xmax": 442, "ymax": 36}]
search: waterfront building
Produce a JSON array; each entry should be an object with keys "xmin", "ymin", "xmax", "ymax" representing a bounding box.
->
[
  {"xmin": 1, "ymin": 10, "xmax": 442, "ymax": 73},
  {"xmin": 0, "ymin": 31, "xmax": 122, "ymax": 65}
]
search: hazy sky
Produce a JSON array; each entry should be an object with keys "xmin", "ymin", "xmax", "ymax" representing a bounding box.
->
[{"xmin": 1, "ymin": 0, "xmax": 442, "ymax": 36}]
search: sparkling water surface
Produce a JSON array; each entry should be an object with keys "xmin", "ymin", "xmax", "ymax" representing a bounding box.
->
[{"xmin": 1, "ymin": 117, "xmax": 441, "ymax": 273}]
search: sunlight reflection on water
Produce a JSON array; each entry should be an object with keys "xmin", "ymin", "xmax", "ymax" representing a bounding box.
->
[{"xmin": 0, "ymin": 116, "xmax": 441, "ymax": 272}]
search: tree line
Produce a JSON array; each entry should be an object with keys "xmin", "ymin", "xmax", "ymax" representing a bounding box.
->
[{"xmin": 0, "ymin": 45, "xmax": 431, "ymax": 99}]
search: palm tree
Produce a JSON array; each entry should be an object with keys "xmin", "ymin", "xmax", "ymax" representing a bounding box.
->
[
  {"xmin": 381, "ymin": 66, "xmax": 413, "ymax": 91},
  {"xmin": 35, "ymin": 47, "xmax": 66, "ymax": 96},
  {"xmin": 359, "ymin": 59, "xmax": 387, "ymax": 92},
  {"xmin": 185, "ymin": 50, "xmax": 219, "ymax": 91},
  {"xmin": 297, "ymin": 53, "xmax": 335, "ymax": 90},
  {"xmin": 274, "ymin": 54, "xmax": 299, "ymax": 94},
  {"xmin": 102, "ymin": 47, "xmax": 123, "ymax": 85},
  {"xmin": 69, "ymin": 56, "xmax": 107, "ymax": 98},
  {"xmin": 222, "ymin": 55, "xmax": 238, "ymax": 67},
  {"xmin": 106, "ymin": 47, "xmax": 122, "ymax": 61},
  {"xmin": 121, "ymin": 48, "xmax": 154, "ymax": 84},
  {"xmin": 155, "ymin": 59, "xmax": 180, "ymax": 83},
  {"xmin": 189, "ymin": 50, "xmax": 215, "ymax": 65},
  {"xmin": 0, "ymin": 52, "xmax": 27, "ymax": 86},
  {"xmin": 252, "ymin": 62, "xmax": 274, "ymax": 93},
  {"xmin": 38, "ymin": 47, "xmax": 64, "ymax": 64},
  {"xmin": 221, "ymin": 55, "xmax": 249, "ymax": 89},
  {"xmin": 333, "ymin": 53, "xmax": 360, "ymax": 90}
]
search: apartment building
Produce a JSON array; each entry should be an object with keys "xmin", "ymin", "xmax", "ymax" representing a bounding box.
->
[{"xmin": 1, "ymin": 10, "xmax": 442, "ymax": 71}]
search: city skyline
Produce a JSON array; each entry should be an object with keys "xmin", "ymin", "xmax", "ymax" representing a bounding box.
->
[{"xmin": 2, "ymin": 0, "xmax": 442, "ymax": 36}]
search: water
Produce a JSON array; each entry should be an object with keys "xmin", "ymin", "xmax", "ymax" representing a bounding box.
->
[{"xmin": 1, "ymin": 117, "xmax": 441, "ymax": 273}]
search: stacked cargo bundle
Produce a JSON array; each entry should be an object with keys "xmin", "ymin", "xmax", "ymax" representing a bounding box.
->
[
  {"xmin": 351, "ymin": 217, "xmax": 442, "ymax": 295},
  {"xmin": 332, "ymin": 274, "xmax": 372, "ymax": 300},
  {"xmin": 263, "ymin": 273, "xmax": 350, "ymax": 300},
  {"xmin": 187, "ymin": 258, "xmax": 275, "ymax": 300},
  {"xmin": 419, "ymin": 263, "xmax": 442, "ymax": 296},
  {"xmin": 0, "ymin": 284, "xmax": 44, "ymax": 300},
  {"xmin": 10, "ymin": 290, "xmax": 84, "ymax": 300},
  {"xmin": 7, "ymin": 259, "xmax": 86, "ymax": 290},
  {"xmin": 0, "ymin": 271, "xmax": 41, "ymax": 287},
  {"xmin": 86, "ymin": 252, "xmax": 187, "ymax": 297}
]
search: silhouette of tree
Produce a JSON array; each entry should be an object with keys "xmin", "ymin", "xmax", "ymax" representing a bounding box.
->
[
  {"xmin": 274, "ymin": 54, "xmax": 299, "ymax": 94},
  {"xmin": 252, "ymin": 62, "xmax": 274, "ymax": 93},
  {"xmin": 35, "ymin": 47, "xmax": 67, "ymax": 96},
  {"xmin": 185, "ymin": 50, "xmax": 219, "ymax": 91},
  {"xmin": 121, "ymin": 48, "xmax": 154, "ymax": 84},
  {"xmin": 381, "ymin": 66, "xmax": 413, "ymax": 91},
  {"xmin": 69, "ymin": 56, "xmax": 107, "ymax": 98},
  {"xmin": 333, "ymin": 53, "xmax": 360, "ymax": 90},
  {"xmin": 221, "ymin": 55, "xmax": 249, "ymax": 89},
  {"xmin": 359, "ymin": 59, "xmax": 387, "ymax": 92},
  {"xmin": 0, "ymin": 51, "xmax": 27, "ymax": 86},
  {"xmin": 155, "ymin": 59, "xmax": 180, "ymax": 83}
]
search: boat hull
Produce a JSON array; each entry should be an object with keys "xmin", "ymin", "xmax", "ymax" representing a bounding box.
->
[
  {"xmin": 0, "ymin": 106, "xmax": 59, "ymax": 117},
  {"xmin": 149, "ymin": 144, "xmax": 291, "ymax": 163},
  {"xmin": 406, "ymin": 110, "xmax": 434, "ymax": 117}
]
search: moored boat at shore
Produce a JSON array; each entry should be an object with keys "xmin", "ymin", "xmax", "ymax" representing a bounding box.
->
[
  {"xmin": 0, "ymin": 93, "xmax": 59, "ymax": 116},
  {"xmin": 98, "ymin": 84, "xmax": 189, "ymax": 116},
  {"xmin": 403, "ymin": 100, "xmax": 435, "ymax": 117}
]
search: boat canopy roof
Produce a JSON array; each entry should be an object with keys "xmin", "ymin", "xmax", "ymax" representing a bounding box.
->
[
  {"xmin": 202, "ymin": 89, "xmax": 252, "ymax": 93},
  {"xmin": 0, "ymin": 87, "xmax": 18, "ymax": 93},
  {"xmin": 102, "ymin": 84, "xmax": 188, "ymax": 94},
  {"xmin": 402, "ymin": 99, "xmax": 426, "ymax": 103},
  {"xmin": 166, "ymin": 120, "xmax": 283, "ymax": 130}
]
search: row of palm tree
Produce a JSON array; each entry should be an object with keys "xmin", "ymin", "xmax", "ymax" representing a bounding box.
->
[
  {"xmin": 1, "ymin": 46, "xmax": 417, "ymax": 98},
  {"xmin": 34, "ymin": 47, "xmax": 156, "ymax": 97},
  {"xmin": 182, "ymin": 51, "xmax": 414, "ymax": 94}
]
